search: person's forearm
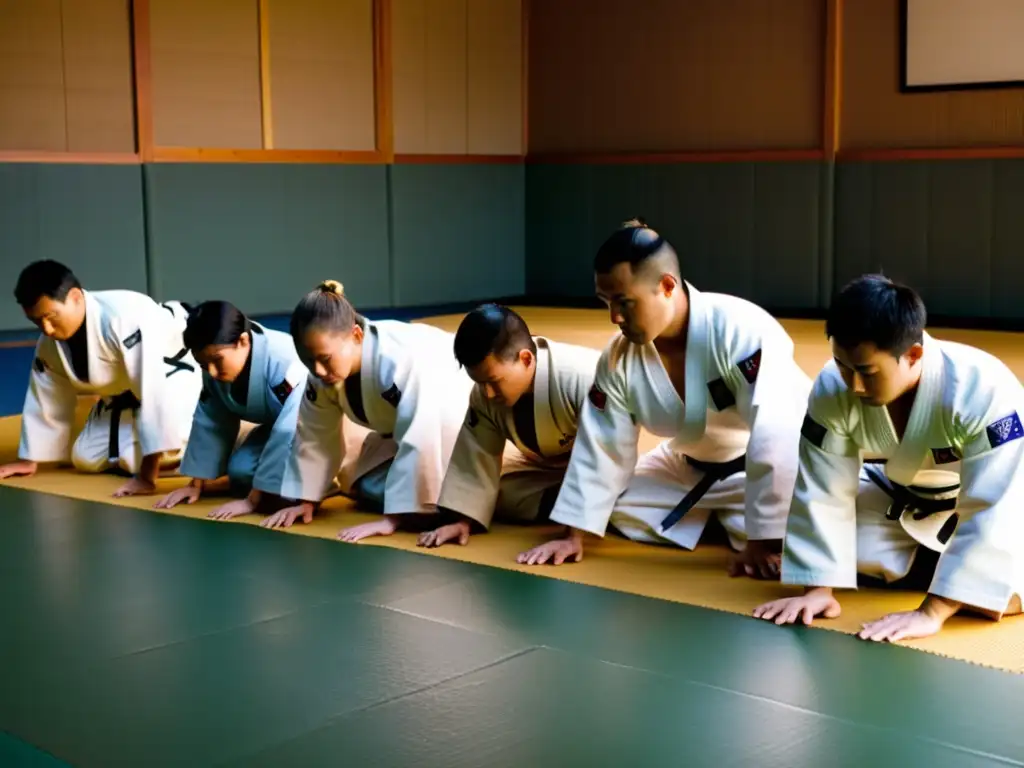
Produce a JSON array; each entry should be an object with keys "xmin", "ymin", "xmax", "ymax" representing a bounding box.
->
[{"xmin": 920, "ymin": 594, "xmax": 961, "ymax": 623}]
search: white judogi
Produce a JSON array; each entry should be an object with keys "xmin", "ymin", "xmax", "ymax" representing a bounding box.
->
[
  {"xmin": 280, "ymin": 318, "xmax": 473, "ymax": 515},
  {"xmin": 437, "ymin": 337, "xmax": 600, "ymax": 529},
  {"xmin": 19, "ymin": 289, "xmax": 202, "ymax": 475},
  {"xmin": 548, "ymin": 282, "xmax": 812, "ymax": 550},
  {"xmin": 180, "ymin": 324, "xmax": 307, "ymax": 496},
  {"xmin": 782, "ymin": 333, "xmax": 1024, "ymax": 614}
]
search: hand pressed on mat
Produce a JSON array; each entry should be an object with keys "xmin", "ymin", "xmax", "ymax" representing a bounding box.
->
[
  {"xmin": 0, "ymin": 460, "xmax": 37, "ymax": 480},
  {"xmin": 753, "ymin": 586, "xmax": 842, "ymax": 626},
  {"xmin": 728, "ymin": 538, "xmax": 781, "ymax": 580},
  {"xmin": 338, "ymin": 515, "xmax": 399, "ymax": 543},
  {"xmin": 517, "ymin": 528, "xmax": 583, "ymax": 565},
  {"xmin": 260, "ymin": 501, "xmax": 315, "ymax": 529},
  {"xmin": 418, "ymin": 519, "xmax": 472, "ymax": 548},
  {"xmin": 208, "ymin": 490, "xmax": 262, "ymax": 521}
]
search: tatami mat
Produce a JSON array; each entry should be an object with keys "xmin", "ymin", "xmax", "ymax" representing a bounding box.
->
[{"xmin": 3, "ymin": 308, "xmax": 1024, "ymax": 675}]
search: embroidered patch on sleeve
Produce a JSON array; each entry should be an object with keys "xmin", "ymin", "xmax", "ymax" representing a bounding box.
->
[
  {"xmin": 801, "ymin": 414, "xmax": 827, "ymax": 448},
  {"xmin": 986, "ymin": 412, "xmax": 1024, "ymax": 449},
  {"xmin": 33, "ymin": 357, "xmax": 46, "ymax": 373},
  {"xmin": 305, "ymin": 380, "xmax": 317, "ymax": 402},
  {"xmin": 123, "ymin": 329, "xmax": 142, "ymax": 349},
  {"xmin": 272, "ymin": 379, "xmax": 293, "ymax": 405},
  {"xmin": 588, "ymin": 384, "xmax": 607, "ymax": 411},
  {"xmin": 931, "ymin": 446, "xmax": 959, "ymax": 464},
  {"xmin": 737, "ymin": 349, "xmax": 762, "ymax": 385},
  {"xmin": 382, "ymin": 383, "xmax": 401, "ymax": 408},
  {"xmin": 707, "ymin": 378, "xmax": 735, "ymax": 411}
]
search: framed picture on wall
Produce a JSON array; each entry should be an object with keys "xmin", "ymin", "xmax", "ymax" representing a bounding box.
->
[{"xmin": 900, "ymin": 0, "xmax": 1024, "ymax": 92}]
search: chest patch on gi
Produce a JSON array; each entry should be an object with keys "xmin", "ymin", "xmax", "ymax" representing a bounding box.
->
[
  {"xmin": 986, "ymin": 412, "xmax": 1024, "ymax": 449},
  {"xmin": 123, "ymin": 329, "xmax": 142, "ymax": 349},
  {"xmin": 382, "ymin": 383, "xmax": 401, "ymax": 408},
  {"xmin": 272, "ymin": 379, "xmax": 293, "ymax": 405},
  {"xmin": 588, "ymin": 384, "xmax": 607, "ymax": 411},
  {"xmin": 305, "ymin": 380, "xmax": 317, "ymax": 402},
  {"xmin": 707, "ymin": 378, "xmax": 735, "ymax": 410},
  {"xmin": 931, "ymin": 446, "xmax": 959, "ymax": 464},
  {"xmin": 33, "ymin": 357, "xmax": 46, "ymax": 373},
  {"xmin": 801, "ymin": 414, "xmax": 827, "ymax": 448},
  {"xmin": 738, "ymin": 349, "xmax": 761, "ymax": 385}
]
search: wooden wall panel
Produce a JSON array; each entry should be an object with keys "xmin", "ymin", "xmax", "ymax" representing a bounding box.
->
[
  {"xmin": 527, "ymin": 0, "xmax": 823, "ymax": 154},
  {"xmin": 150, "ymin": 0, "xmax": 262, "ymax": 149},
  {"xmin": 268, "ymin": 0, "xmax": 376, "ymax": 151},
  {"xmin": 0, "ymin": 0, "xmax": 67, "ymax": 151},
  {"xmin": 467, "ymin": 0, "xmax": 522, "ymax": 154},
  {"xmin": 61, "ymin": 0, "xmax": 135, "ymax": 153},
  {"xmin": 842, "ymin": 0, "xmax": 1024, "ymax": 149},
  {"xmin": 392, "ymin": 0, "xmax": 468, "ymax": 154}
]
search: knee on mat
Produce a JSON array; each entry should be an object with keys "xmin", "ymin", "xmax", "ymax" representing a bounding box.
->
[
  {"xmin": 226, "ymin": 455, "xmax": 256, "ymax": 493},
  {"xmin": 71, "ymin": 438, "xmax": 109, "ymax": 474},
  {"xmin": 352, "ymin": 461, "xmax": 391, "ymax": 512}
]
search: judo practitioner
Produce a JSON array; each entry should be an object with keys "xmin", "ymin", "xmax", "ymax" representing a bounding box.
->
[
  {"xmin": 263, "ymin": 280, "xmax": 473, "ymax": 540},
  {"xmin": 153, "ymin": 300, "xmax": 308, "ymax": 520},
  {"xmin": 417, "ymin": 304, "xmax": 599, "ymax": 548},
  {"xmin": 518, "ymin": 219, "xmax": 812, "ymax": 574},
  {"xmin": 755, "ymin": 275, "xmax": 1024, "ymax": 642},
  {"xmin": 0, "ymin": 260, "xmax": 201, "ymax": 497}
]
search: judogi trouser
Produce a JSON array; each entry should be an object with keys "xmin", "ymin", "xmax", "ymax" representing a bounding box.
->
[
  {"xmin": 71, "ymin": 392, "xmax": 185, "ymax": 476},
  {"xmin": 609, "ymin": 441, "xmax": 748, "ymax": 550}
]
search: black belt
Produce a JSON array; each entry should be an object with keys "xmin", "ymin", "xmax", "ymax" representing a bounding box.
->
[
  {"xmin": 164, "ymin": 347, "xmax": 195, "ymax": 377},
  {"xmin": 100, "ymin": 391, "xmax": 141, "ymax": 464},
  {"xmin": 659, "ymin": 454, "xmax": 746, "ymax": 532},
  {"xmin": 864, "ymin": 466, "xmax": 960, "ymax": 545}
]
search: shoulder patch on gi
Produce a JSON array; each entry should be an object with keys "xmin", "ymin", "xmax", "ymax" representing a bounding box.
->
[
  {"xmin": 33, "ymin": 356, "xmax": 46, "ymax": 373},
  {"xmin": 738, "ymin": 348, "xmax": 762, "ymax": 385},
  {"xmin": 986, "ymin": 412, "xmax": 1024, "ymax": 449},
  {"xmin": 382, "ymin": 382, "xmax": 401, "ymax": 408},
  {"xmin": 707, "ymin": 378, "xmax": 735, "ymax": 411},
  {"xmin": 801, "ymin": 414, "xmax": 827, "ymax": 448},
  {"xmin": 305, "ymin": 380, "xmax": 317, "ymax": 402},
  {"xmin": 931, "ymin": 446, "xmax": 959, "ymax": 465},
  {"xmin": 123, "ymin": 329, "xmax": 142, "ymax": 349},
  {"xmin": 588, "ymin": 383, "xmax": 607, "ymax": 411},
  {"xmin": 272, "ymin": 379, "xmax": 293, "ymax": 405}
]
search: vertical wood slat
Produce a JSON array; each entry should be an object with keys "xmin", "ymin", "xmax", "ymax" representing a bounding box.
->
[
  {"xmin": 258, "ymin": 0, "xmax": 273, "ymax": 149},
  {"xmin": 823, "ymin": 0, "xmax": 843, "ymax": 157},
  {"xmin": 374, "ymin": 0, "xmax": 394, "ymax": 160},
  {"xmin": 130, "ymin": 0, "xmax": 153, "ymax": 159}
]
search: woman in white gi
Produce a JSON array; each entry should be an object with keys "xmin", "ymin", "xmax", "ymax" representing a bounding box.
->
[
  {"xmin": 0, "ymin": 260, "xmax": 201, "ymax": 498},
  {"xmin": 517, "ymin": 219, "xmax": 812, "ymax": 574},
  {"xmin": 755, "ymin": 275, "xmax": 1023, "ymax": 642},
  {"xmin": 153, "ymin": 301, "xmax": 308, "ymax": 520},
  {"xmin": 260, "ymin": 280, "xmax": 472, "ymax": 541},
  {"xmin": 417, "ymin": 303, "xmax": 599, "ymax": 549}
]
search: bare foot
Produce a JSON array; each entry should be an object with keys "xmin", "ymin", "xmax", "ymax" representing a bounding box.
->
[
  {"xmin": 338, "ymin": 516, "xmax": 399, "ymax": 543},
  {"xmin": 417, "ymin": 520, "xmax": 472, "ymax": 548}
]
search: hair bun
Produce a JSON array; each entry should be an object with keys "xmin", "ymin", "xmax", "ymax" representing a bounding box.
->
[
  {"xmin": 319, "ymin": 279, "xmax": 344, "ymax": 296},
  {"xmin": 621, "ymin": 216, "xmax": 647, "ymax": 229}
]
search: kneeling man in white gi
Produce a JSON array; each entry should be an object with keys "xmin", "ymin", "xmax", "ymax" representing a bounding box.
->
[
  {"xmin": 418, "ymin": 304, "xmax": 599, "ymax": 548},
  {"xmin": 755, "ymin": 275, "xmax": 1024, "ymax": 642},
  {"xmin": 518, "ymin": 219, "xmax": 812, "ymax": 575},
  {"xmin": 0, "ymin": 260, "xmax": 202, "ymax": 497}
]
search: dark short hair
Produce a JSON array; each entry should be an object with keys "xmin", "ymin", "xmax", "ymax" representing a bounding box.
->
[
  {"xmin": 183, "ymin": 300, "xmax": 252, "ymax": 352},
  {"xmin": 453, "ymin": 304, "xmax": 536, "ymax": 368},
  {"xmin": 593, "ymin": 217, "xmax": 680, "ymax": 278},
  {"xmin": 14, "ymin": 260, "xmax": 82, "ymax": 308},
  {"xmin": 290, "ymin": 279, "xmax": 358, "ymax": 342},
  {"xmin": 825, "ymin": 274, "xmax": 926, "ymax": 356}
]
